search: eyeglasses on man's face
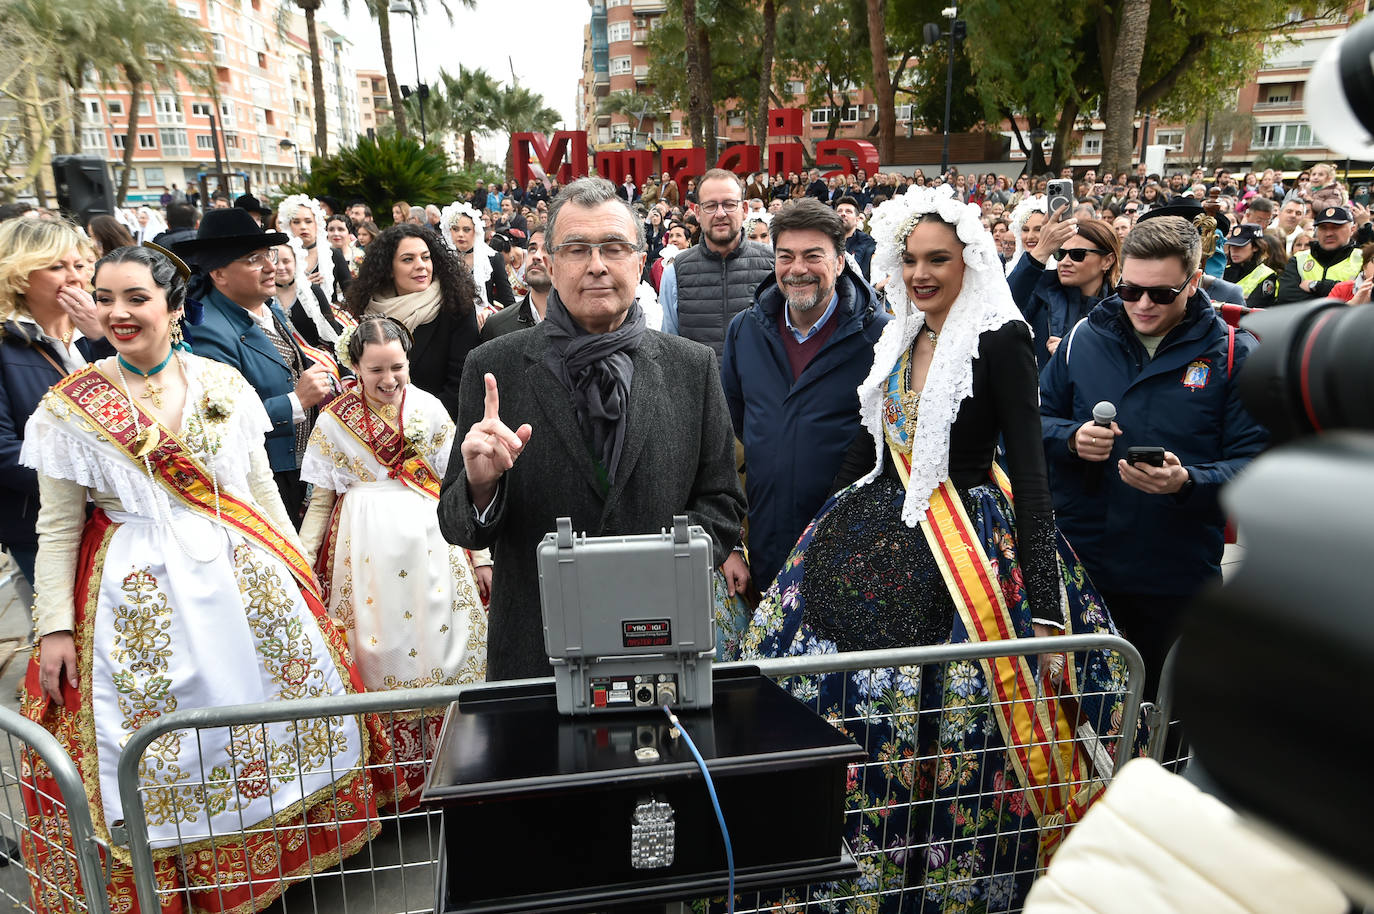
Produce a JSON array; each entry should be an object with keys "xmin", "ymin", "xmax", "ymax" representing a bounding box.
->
[
  {"xmin": 550, "ymin": 240, "xmax": 641, "ymax": 263},
  {"xmin": 699, "ymin": 200, "xmax": 742, "ymax": 215},
  {"xmin": 236, "ymin": 249, "xmax": 278, "ymax": 268}
]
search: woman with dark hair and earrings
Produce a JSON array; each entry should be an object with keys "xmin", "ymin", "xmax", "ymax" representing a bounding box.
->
[
  {"xmin": 347, "ymin": 223, "xmax": 481, "ymax": 419},
  {"xmin": 21, "ymin": 244, "xmax": 399, "ymax": 913}
]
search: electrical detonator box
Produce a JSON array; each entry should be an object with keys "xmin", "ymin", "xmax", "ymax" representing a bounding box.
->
[{"xmin": 538, "ymin": 515, "xmax": 715, "ymax": 715}]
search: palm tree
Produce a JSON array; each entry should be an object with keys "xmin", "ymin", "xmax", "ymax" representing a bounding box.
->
[
  {"xmin": 494, "ymin": 83, "xmax": 561, "ymax": 174},
  {"xmin": 285, "ymin": 0, "xmax": 331, "ymax": 158},
  {"xmin": 361, "ymin": 0, "xmax": 469, "ymax": 141},
  {"xmin": 106, "ymin": 0, "xmax": 211, "ymax": 206},
  {"xmin": 5, "ymin": 0, "xmax": 118, "ymax": 152},
  {"xmin": 597, "ymin": 89, "xmax": 661, "ymax": 147},
  {"xmin": 435, "ymin": 66, "xmax": 501, "ymax": 167}
]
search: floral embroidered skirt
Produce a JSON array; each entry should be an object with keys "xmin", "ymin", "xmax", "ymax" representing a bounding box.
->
[
  {"xmin": 21, "ymin": 509, "xmax": 402, "ymax": 914},
  {"xmin": 736, "ymin": 477, "xmax": 1129, "ymax": 913}
]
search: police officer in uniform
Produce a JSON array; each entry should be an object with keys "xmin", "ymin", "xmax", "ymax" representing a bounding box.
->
[
  {"xmin": 1221, "ymin": 223, "xmax": 1278, "ymax": 308},
  {"xmin": 1275, "ymin": 205, "xmax": 1363, "ymax": 305}
]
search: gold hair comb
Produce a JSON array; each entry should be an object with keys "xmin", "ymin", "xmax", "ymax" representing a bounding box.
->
[{"xmin": 141, "ymin": 240, "xmax": 192, "ymax": 282}]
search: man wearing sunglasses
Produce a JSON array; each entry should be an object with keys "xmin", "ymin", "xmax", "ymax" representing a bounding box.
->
[{"xmin": 1039, "ymin": 215, "xmax": 1269, "ymax": 695}]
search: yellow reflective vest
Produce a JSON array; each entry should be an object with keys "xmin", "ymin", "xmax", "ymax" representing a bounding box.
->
[
  {"xmin": 1295, "ymin": 248, "xmax": 1363, "ymax": 284},
  {"xmin": 1235, "ymin": 263, "xmax": 1275, "ymax": 298}
]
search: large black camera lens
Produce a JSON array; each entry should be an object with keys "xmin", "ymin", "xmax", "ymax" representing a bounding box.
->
[{"xmin": 1239, "ymin": 301, "xmax": 1374, "ymax": 443}]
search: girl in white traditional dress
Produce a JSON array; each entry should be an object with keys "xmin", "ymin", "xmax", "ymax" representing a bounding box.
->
[
  {"xmin": 299, "ymin": 314, "xmax": 489, "ymax": 807},
  {"xmin": 20, "ymin": 245, "xmax": 399, "ymax": 914}
]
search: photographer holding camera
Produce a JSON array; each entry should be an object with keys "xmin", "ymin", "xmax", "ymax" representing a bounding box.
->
[{"xmin": 1039, "ymin": 216, "xmax": 1269, "ymax": 694}]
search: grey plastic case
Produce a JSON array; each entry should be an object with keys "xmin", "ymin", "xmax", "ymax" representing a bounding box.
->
[{"xmin": 537, "ymin": 515, "xmax": 715, "ymax": 715}]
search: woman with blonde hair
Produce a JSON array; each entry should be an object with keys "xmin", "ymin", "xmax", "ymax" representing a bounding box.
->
[{"xmin": 0, "ymin": 219, "xmax": 104, "ymax": 586}]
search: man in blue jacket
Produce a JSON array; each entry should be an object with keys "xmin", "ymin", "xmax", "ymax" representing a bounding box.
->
[
  {"xmin": 173, "ymin": 208, "xmax": 335, "ymax": 523},
  {"xmin": 1040, "ymin": 215, "xmax": 1268, "ymax": 694},
  {"xmin": 721, "ymin": 199, "xmax": 888, "ymax": 592}
]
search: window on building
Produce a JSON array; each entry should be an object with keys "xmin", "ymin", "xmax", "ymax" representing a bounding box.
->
[
  {"xmin": 1253, "ymin": 124, "xmax": 1282, "ymax": 148},
  {"xmin": 220, "ymin": 100, "xmax": 235, "ymax": 126},
  {"xmin": 671, "ymin": 120, "xmax": 681, "ymax": 137},
  {"xmin": 607, "ymin": 0, "xmax": 629, "ymax": 6},
  {"xmin": 257, "ymin": 51, "xmax": 267, "ymax": 69},
  {"xmin": 1283, "ymin": 123, "xmax": 1313, "ymax": 147},
  {"xmin": 177, "ymin": 1, "xmax": 199, "ymax": 17},
  {"xmin": 138, "ymin": 133, "xmax": 157, "ymax": 149},
  {"xmin": 839, "ymin": 105, "xmax": 861, "ymax": 122},
  {"xmin": 207, "ymin": 1, "xmax": 221, "ymax": 29},
  {"xmin": 785, "ymin": 80, "xmax": 805, "ymax": 96},
  {"xmin": 155, "ymin": 95, "xmax": 183, "ymax": 125},
  {"xmin": 191, "ymin": 102, "xmax": 212, "ymax": 117},
  {"xmin": 896, "ymin": 104, "xmax": 913, "ymax": 121},
  {"xmin": 81, "ymin": 129, "xmax": 106, "ymax": 151},
  {"xmin": 224, "ymin": 132, "xmax": 238, "ymax": 149},
  {"xmin": 113, "ymin": 134, "xmax": 127, "ymax": 149},
  {"xmin": 608, "ymin": 21, "xmax": 631, "ymax": 42},
  {"xmin": 810, "ymin": 108, "xmax": 832, "ymax": 125},
  {"xmin": 610, "ymin": 55, "xmax": 632, "ymax": 75},
  {"xmin": 1155, "ymin": 129, "xmax": 1184, "ymax": 149},
  {"xmin": 597, "ymin": 127, "xmax": 611, "ymax": 144},
  {"xmin": 108, "ymin": 100, "xmax": 124, "ymax": 116},
  {"xmin": 144, "ymin": 167, "xmax": 165, "ymax": 185},
  {"xmin": 727, "ymin": 113, "xmax": 746, "ymax": 127},
  {"xmin": 159, "ymin": 129, "xmax": 188, "ymax": 154},
  {"xmin": 84, "ymin": 99, "xmax": 101, "ymax": 117},
  {"xmin": 1080, "ymin": 133, "xmax": 1102, "ymax": 156},
  {"xmin": 196, "ymin": 134, "xmax": 215, "ymax": 149},
  {"xmin": 611, "ymin": 124, "xmax": 631, "ymax": 142},
  {"xmin": 138, "ymin": 99, "xmax": 151, "ymax": 116},
  {"xmin": 1263, "ymin": 85, "xmax": 1293, "ymax": 105}
]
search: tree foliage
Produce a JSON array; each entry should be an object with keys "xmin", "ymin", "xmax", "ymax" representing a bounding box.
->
[
  {"xmin": 282, "ymin": 133, "xmax": 469, "ymax": 207},
  {"xmin": 773, "ymin": 0, "xmax": 870, "ymax": 141}
]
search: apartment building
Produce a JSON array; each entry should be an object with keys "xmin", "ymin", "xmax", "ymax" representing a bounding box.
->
[{"xmin": 76, "ymin": 0, "xmax": 359, "ymax": 205}]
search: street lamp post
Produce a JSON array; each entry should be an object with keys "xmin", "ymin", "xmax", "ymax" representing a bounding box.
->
[
  {"xmin": 390, "ymin": 0, "xmax": 426, "ymax": 145},
  {"xmin": 279, "ymin": 139, "xmax": 303, "ymax": 178},
  {"xmin": 924, "ymin": 7, "xmax": 966, "ymax": 177}
]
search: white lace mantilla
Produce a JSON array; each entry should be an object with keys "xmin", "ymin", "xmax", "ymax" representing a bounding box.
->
[
  {"xmin": 21, "ymin": 356, "xmax": 270, "ymax": 518},
  {"xmin": 857, "ymin": 185, "xmax": 1027, "ymax": 526},
  {"xmin": 441, "ymin": 201, "xmax": 494, "ymax": 307},
  {"xmin": 277, "ymin": 194, "xmax": 336, "ymax": 305}
]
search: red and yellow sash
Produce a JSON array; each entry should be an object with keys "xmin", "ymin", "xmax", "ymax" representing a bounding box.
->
[
  {"xmin": 324, "ymin": 389, "xmax": 441, "ymax": 500},
  {"xmin": 891, "ymin": 445, "xmax": 1102, "ymax": 858},
  {"xmin": 50, "ymin": 367, "xmax": 322, "ymax": 601}
]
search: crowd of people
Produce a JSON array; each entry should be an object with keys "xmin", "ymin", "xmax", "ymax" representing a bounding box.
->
[{"xmin": 0, "ymin": 152, "xmax": 1364, "ymax": 911}]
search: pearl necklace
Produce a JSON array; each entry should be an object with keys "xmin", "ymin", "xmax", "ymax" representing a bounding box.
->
[{"xmin": 114, "ymin": 354, "xmax": 222, "ymax": 563}]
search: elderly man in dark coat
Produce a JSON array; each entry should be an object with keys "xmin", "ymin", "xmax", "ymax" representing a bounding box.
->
[{"xmin": 438, "ymin": 177, "xmax": 748, "ymax": 680}]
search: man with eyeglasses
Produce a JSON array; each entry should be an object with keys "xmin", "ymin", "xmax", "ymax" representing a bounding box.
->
[
  {"xmin": 439, "ymin": 177, "xmax": 747, "ymax": 681},
  {"xmin": 1039, "ymin": 215, "xmax": 1268, "ymax": 695},
  {"xmin": 657, "ymin": 168, "xmax": 774, "ymax": 359},
  {"xmin": 175, "ymin": 208, "xmax": 336, "ymax": 522}
]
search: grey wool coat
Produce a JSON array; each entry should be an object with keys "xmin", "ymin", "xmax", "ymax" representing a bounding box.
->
[{"xmin": 438, "ymin": 323, "xmax": 746, "ymax": 681}]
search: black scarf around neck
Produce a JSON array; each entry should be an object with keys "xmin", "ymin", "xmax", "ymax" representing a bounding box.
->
[{"xmin": 542, "ymin": 291, "xmax": 646, "ymax": 484}]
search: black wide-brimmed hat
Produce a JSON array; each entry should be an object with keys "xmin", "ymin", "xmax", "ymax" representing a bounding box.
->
[
  {"xmin": 1137, "ymin": 196, "xmax": 1231, "ymax": 237},
  {"xmin": 171, "ymin": 207, "xmax": 288, "ymax": 263},
  {"xmin": 233, "ymin": 193, "xmax": 273, "ymax": 217}
]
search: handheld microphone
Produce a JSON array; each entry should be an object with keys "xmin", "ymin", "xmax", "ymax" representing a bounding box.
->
[{"xmin": 1084, "ymin": 400, "xmax": 1116, "ymax": 495}]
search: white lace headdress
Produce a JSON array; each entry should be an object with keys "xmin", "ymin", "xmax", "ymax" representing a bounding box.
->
[
  {"xmin": 441, "ymin": 200, "xmax": 493, "ymax": 306},
  {"xmin": 282, "ymin": 235, "xmax": 340, "ymax": 343},
  {"xmin": 855, "ymin": 184, "xmax": 1027, "ymax": 526},
  {"xmin": 1005, "ymin": 195, "xmax": 1049, "ymax": 277},
  {"xmin": 276, "ymin": 194, "xmax": 334, "ymax": 304}
]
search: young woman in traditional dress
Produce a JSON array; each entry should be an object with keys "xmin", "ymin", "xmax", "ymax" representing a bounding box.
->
[
  {"xmin": 299, "ymin": 315, "xmax": 488, "ymax": 806},
  {"xmin": 20, "ymin": 244, "xmax": 398, "ymax": 914},
  {"xmin": 738, "ymin": 187, "xmax": 1129, "ymax": 911}
]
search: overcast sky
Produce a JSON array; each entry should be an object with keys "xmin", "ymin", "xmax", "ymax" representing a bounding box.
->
[{"xmin": 335, "ymin": 1, "xmax": 588, "ymax": 159}]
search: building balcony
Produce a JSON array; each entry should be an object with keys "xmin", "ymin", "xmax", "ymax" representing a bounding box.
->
[
  {"xmin": 1252, "ymin": 99, "xmax": 1302, "ymax": 112},
  {"xmin": 594, "ymin": 71, "xmax": 610, "ymax": 96},
  {"xmin": 630, "ymin": 0, "xmax": 665, "ymax": 13},
  {"xmin": 632, "ymin": 29, "xmax": 648, "ymax": 45},
  {"xmin": 596, "ymin": 112, "xmax": 611, "ymax": 126},
  {"xmin": 633, "ymin": 65, "xmax": 649, "ymax": 83}
]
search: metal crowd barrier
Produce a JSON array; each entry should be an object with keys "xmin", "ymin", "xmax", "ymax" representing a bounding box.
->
[
  {"xmin": 0, "ymin": 706, "xmax": 111, "ymax": 914},
  {"xmin": 88, "ymin": 634, "xmax": 1144, "ymax": 914},
  {"xmin": 1143, "ymin": 641, "xmax": 1192, "ymax": 772}
]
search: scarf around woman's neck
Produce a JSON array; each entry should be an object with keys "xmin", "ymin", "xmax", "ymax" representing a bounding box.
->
[
  {"xmin": 367, "ymin": 282, "xmax": 442, "ymax": 332},
  {"xmin": 541, "ymin": 291, "xmax": 647, "ymax": 485}
]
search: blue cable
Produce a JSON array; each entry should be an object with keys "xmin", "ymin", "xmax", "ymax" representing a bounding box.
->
[{"xmin": 664, "ymin": 705, "xmax": 734, "ymax": 914}]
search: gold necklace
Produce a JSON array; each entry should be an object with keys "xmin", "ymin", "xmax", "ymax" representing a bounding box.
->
[{"xmin": 899, "ymin": 329, "xmax": 939, "ymax": 425}]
